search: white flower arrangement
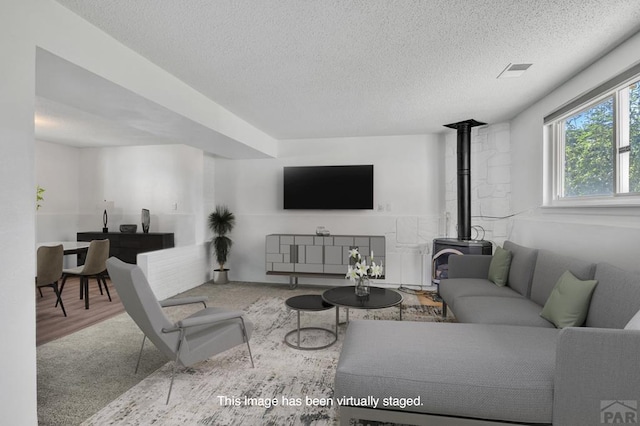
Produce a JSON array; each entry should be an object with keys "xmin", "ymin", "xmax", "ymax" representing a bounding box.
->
[{"xmin": 346, "ymin": 248, "xmax": 383, "ymax": 282}]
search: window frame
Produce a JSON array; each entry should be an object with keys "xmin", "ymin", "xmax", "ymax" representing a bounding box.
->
[{"xmin": 544, "ymin": 63, "xmax": 640, "ymax": 208}]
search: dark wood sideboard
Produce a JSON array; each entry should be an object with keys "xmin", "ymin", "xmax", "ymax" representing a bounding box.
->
[{"xmin": 77, "ymin": 232, "xmax": 175, "ymax": 264}]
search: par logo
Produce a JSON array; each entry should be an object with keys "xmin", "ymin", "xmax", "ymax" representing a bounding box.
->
[{"xmin": 601, "ymin": 400, "xmax": 638, "ymax": 424}]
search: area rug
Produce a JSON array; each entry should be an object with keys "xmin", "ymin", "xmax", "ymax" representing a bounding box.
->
[{"xmin": 82, "ymin": 296, "xmax": 447, "ymax": 426}]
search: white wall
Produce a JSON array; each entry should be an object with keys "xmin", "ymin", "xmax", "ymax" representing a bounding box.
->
[
  {"xmin": 36, "ymin": 142, "xmax": 205, "ymax": 249},
  {"xmin": 138, "ymin": 244, "xmax": 212, "ymax": 300},
  {"xmin": 510, "ymin": 30, "xmax": 640, "ymax": 270},
  {"xmin": 0, "ymin": 1, "xmax": 38, "ymax": 423},
  {"xmin": 203, "ymin": 153, "xmax": 217, "ymax": 240},
  {"xmin": 212, "ymin": 134, "xmax": 443, "ymax": 287},
  {"xmin": 35, "ymin": 140, "xmax": 80, "ymax": 243}
]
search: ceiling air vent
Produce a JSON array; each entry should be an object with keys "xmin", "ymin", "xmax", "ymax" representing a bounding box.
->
[{"xmin": 497, "ymin": 63, "xmax": 533, "ymax": 79}]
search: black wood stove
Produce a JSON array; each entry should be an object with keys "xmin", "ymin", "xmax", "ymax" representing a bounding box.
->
[{"xmin": 433, "ymin": 119, "xmax": 492, "ymax": 292}]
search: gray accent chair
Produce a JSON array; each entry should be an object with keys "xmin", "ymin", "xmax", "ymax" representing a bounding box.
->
[
  {"xmin": 106, "ymin": 257, "xmax": 254, "ymax": 404},
  {"xmin": 36, "ymin": 244, "xmax": 66, "ymax": 317},
  {"xmin": 60, "ymin": 239, "xmax": 111, "ymax": 309}
]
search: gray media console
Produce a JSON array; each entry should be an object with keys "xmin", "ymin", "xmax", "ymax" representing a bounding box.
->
[{"xmin": 266, "ymin": 234, "xmax": 385, "ymax": 286}]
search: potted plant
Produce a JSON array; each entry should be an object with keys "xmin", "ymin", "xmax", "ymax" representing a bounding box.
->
[
  {"xmin": 208, "ymin": 205, "xmax": 235, "ymax": 284},
  {"xmin": 36, "ymin": 185, "xmax": 45, "ymax": 210}
]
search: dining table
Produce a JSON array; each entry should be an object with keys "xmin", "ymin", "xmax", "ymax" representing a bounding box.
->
[{"xmin": 37, "ymin": 241, "xmax": 90, "ymax": 255}]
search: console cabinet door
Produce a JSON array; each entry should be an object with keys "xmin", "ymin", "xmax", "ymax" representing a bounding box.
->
[
  {"xmin": 266, "ymin": 235, "xmax": 294, "ymax": 272},
  {"xmin": 293, "ymin": 235, "xmax": 323, "ymax": 273}
]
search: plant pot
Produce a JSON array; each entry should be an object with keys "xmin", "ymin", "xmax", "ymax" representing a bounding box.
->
[{"xmin": 214, "ymin": 269, "xmax": 230, "ymax": 284}]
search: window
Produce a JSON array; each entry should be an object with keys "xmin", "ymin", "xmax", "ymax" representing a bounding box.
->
[
  {"xmin": 562, "ymin": 96, "xmax": 614, "ymax": 197},
  {"xmin": 546, "ymin": 65, "xmax": 640, "ymax": 205},
  {"xmin": 623, "ymin": 81, "xmax": 640, "ymax": 193}
]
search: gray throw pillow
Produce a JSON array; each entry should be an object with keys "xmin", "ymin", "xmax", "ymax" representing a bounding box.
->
[
  {"xmin": 488, "ymin": 246, "xmax": 512, "ymax": 287},
  {"xmin": 540, "ymin": 270, "xmax": 598, "ymax": 328}
]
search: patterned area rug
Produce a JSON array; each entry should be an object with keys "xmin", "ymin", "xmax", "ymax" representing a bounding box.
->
[{"xmin": 82, "ymin": 296, "xmax": 448, "ymax": 426}]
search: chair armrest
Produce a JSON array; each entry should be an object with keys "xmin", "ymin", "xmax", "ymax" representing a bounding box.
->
[
  {"xmin": 554, "ymin": 327, "xmax": 640, "ymax": 426},
  {"xmin": 174, "ymin": 311, "xmax": 246, "ymax": 329},
  {"xmin": 160, "ymin": 296, "xmax": 208, "ymax": 308},
  {"xmin": 447, "ymin": 255, "xmax": 492, "ymax": 279}
]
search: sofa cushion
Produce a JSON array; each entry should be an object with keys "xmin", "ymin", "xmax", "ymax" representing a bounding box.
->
[
  {"xmin": 454, "ymin": 296, "xmax": 555, "ymax": 328},
  {"xmin": 335, "ymin": 321, "xmax": 558, "ymax": 424},
  {"xmin": 488, "ymin": 246, "xmax": 512, "ymax": 287},
  {"xmin": 439, "ymin": 278, "xmax": 522, "ymax": 310},
  {"xmin": 447, "ymin": 254, "xmax": 492, "ymax": 279},
  {"xmin": 530, "ymin": 250, "xmax": 596, "ymax": 307},
  {"xmin": 540, "ymin": 270, "xmax": 598, "ymax": 328},
  {"xmin": 586, "ymin": 262, "xmax": 640, "ymax": 328},
  {"xmin": 503, "ymin": 241, "xmax": 538, "ymax": 297}
]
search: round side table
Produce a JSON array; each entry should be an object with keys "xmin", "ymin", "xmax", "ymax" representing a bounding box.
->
[
  {"xmin": 322, "ymin": 285, "xmax": 403, "ymax": 322},
  {"xmin": 284, "ymin": 295, "xmax": 338, "ymax": 350}
]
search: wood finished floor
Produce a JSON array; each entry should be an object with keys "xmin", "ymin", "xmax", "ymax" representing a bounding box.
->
[{"xmin": 36, "ymin": 276, "xmax": 124, "ymax": 346}]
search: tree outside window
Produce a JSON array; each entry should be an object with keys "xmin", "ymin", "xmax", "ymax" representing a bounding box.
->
[
  {"xmin": 563, "ymin": 97, "xmax": 614, "ymax": 197},
  {"xmin": 556, "ymin": 78, "xmax": 640, "ymax": 200}
]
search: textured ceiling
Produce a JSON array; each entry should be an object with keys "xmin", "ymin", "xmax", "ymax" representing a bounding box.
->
[{"xmin": 46, "ymin": 0, "xmax": 640, "ymax": 142}]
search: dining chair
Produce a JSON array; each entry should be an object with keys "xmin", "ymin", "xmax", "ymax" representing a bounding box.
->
[
  {"xmin": 106, "ymin": 257, "xmax": 254, "ymax": 404},
  {"xmin": 36, "ymin": 244, "xmax": 66, "ymax": 317},
  {"xmin": 60, "ymin": 239, "xmax": 110, "ymax": 309}
]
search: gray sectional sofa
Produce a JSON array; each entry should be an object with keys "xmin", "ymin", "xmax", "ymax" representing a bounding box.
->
[{"xmin": 334, "ymin": 240, "xmax": 640, "ymax": 426}]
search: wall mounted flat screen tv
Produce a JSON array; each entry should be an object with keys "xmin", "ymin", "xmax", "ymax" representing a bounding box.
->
[{"xmin": 283, "ymin": 165, "xmax": 374, "ymax": 210}]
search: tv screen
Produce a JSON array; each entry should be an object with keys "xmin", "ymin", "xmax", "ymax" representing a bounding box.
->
[{"xmin": 283, "ymin": 165, "xmax": 374, "ymax": 210}]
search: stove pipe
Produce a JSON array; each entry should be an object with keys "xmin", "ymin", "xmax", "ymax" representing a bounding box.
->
[{"xmin": 444, "ymin": 119, "xmax": 486, "ymax": 240}]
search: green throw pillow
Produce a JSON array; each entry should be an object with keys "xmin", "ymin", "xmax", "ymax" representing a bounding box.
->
[
  {"xmin": 540, "ymin": 270, "xmax": 598, "ymax": 329},
  {"xmin": 488, "ymin": 246, "xmax": 512, "ymax": 287}
]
